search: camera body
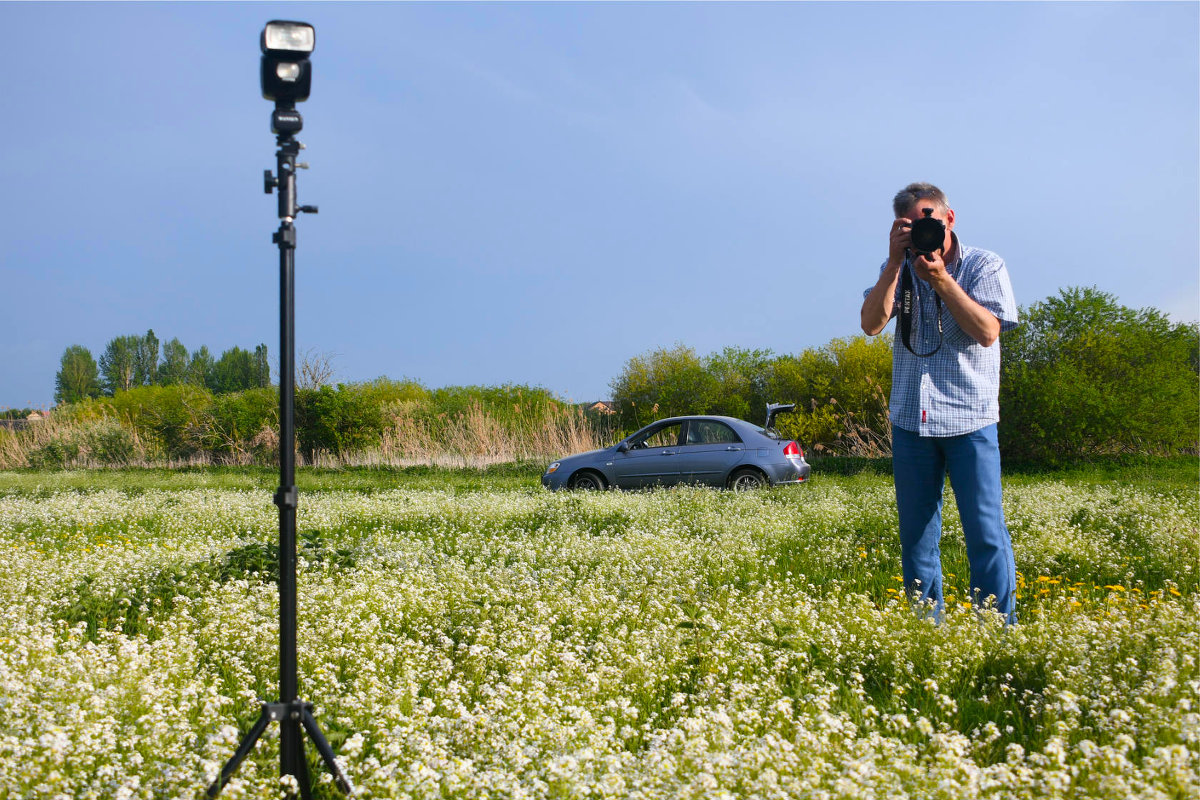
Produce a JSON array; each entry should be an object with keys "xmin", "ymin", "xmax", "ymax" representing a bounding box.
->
[{"xmin": 908, "ymin": 208, "xmax": 946, "ymax": 257}]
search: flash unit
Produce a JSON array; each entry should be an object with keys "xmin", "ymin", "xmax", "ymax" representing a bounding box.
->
[{"xmin": 260, "ymin": 20, "xmax": 315, "ymax": 103}]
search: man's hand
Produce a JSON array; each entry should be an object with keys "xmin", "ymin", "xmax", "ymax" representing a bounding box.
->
[
  {"xmin": 913, "ymin": 251, "xmax": 951, "ymax": 291},
  {"xmin": 888, "ymin": 218, "xmax": 912, "ymax": 269}
]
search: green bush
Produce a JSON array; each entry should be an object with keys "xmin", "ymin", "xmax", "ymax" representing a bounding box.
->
[
  {"xmin": 609, "ymin": 336, "xmax": 893, "ymax": 450},
  {"xmin": 1000, "ymin": 287, "xmax": 1199, "ymax": 462},
  {"xmin": 207, "ymin": 387, "xmax": 278, "ymax": 460},
  {"xmin": 82, "ymin": 419, "xmax": 142, "ymax": 465},
  {"xmin": 75, "ymin": 384, "xmax": 214, "ymax": 459}
]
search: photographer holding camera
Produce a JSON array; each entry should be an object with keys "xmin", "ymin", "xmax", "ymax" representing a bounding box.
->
[{"xmin": 860, "ymin": 183, "xmax": 1019, "ymax": 623}]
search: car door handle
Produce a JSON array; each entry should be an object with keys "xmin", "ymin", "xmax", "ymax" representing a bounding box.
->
[
  {"xmin": 661, "ymin": 450, "xmax": 676, "ymax": 455},
  {"xmin": 725, "ymin": 446, "xmax": 741, "ymax": 451}
]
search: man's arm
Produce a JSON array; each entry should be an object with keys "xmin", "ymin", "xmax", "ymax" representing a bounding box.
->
[
  {"xmin": 861, "ymin": 218, "xmax": 912, "ymax": 336},
  {"xmin": 913, "ymin": 253, "xmax": 1002, "ymax": 347},
  {"xmin": 861, "ymin": 262, "xmax": 901, "ymax": 336}
]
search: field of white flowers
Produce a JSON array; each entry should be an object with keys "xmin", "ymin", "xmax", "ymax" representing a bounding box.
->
[{"xmin": 0, "ymin": 473, "xmax": 1195, "ymax": 799}]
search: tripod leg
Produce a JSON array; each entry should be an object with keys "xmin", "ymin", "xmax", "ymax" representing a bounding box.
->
[
  {"xmin": 296, "ymin": 736, "xmax": 313, "ymax": 800},
  {"xmin": 302, "ymin": 708, "xmax": 357, "ymax": 795},
  {"xmin": 207, "ymin": 708, "xmax": 273, "ymax": 798}
]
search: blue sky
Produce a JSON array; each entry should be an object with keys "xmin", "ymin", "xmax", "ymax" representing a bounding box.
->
[{"xmin": 2, "ymin": 2, "xmax": 1197, "ymax": 409}]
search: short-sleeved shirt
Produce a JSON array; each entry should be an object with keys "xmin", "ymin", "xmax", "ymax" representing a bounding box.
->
[{"xmin": 863, "ymin": 235, "xmax": 1018, "ymax": 437}]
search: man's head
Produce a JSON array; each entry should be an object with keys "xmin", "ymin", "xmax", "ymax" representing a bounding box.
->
[{"xmin": 893, "ymin": 182, "xmax": 955, "ymax": 255}]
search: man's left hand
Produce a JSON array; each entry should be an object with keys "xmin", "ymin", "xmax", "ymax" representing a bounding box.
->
[{"xmin": 913, "ymin": 251, "xmax": 950, "ymax": 290}]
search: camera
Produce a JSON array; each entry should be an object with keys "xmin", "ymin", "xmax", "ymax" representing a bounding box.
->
[{"xmin": 908, "ymin": 208, "xmax": 946, "ymax": 256}]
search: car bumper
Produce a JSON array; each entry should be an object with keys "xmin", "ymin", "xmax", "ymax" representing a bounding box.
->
[
  {"xmin": 764, "ymin": 458, "xmax": 811, "ymax": 485},
  {"xmin": 541, "ymin": 470, "xmax": 569, "ymax": 491}
]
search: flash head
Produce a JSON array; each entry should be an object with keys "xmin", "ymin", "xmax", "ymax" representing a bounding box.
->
[{"xmin": 262, "ymin": 21, "xmax": 315, "ymax": 57}]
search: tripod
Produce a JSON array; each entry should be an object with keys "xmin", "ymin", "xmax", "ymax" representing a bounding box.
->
[{"xmin": 207, "ymin": 105, "xmax": 354, "ymax": 800}]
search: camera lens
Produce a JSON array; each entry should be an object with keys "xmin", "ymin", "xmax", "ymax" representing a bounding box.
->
[{"xmin": 909, "ymin": 215, "xmax": 945, "ymax": 255}]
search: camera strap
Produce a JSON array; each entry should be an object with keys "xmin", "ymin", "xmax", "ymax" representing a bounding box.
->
[{"xmin": 899, "ymin": 251, "xmax": 943, "ymax": 357}]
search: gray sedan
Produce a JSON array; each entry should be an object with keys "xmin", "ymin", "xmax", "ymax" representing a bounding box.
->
[{"xmin": 541, "ymin": 409, "xmax": 810, "ymax": 491}]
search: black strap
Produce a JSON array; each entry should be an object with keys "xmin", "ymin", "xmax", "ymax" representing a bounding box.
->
[{"xmin": 899, "ymin": 250, "xmax": 943, "ymax": 357}]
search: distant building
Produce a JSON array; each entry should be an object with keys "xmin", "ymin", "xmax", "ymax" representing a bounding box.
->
[{"xmin": 588, "ymin": 401, "xmax": 616, "ymax": 415}]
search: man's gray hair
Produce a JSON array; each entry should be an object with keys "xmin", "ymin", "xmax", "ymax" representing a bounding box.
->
[{"xmin": 893, "ymin": 182, "xmax": 949, "ymax": 217}]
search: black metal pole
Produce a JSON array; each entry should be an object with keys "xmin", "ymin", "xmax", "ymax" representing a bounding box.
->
[
  {"xmin": 207, "ymin": 105, "xmax": 352, "ymax": 799},
  {"xmin": 274, "ymin": 130, "xmax": 303, "ymax": 789}
]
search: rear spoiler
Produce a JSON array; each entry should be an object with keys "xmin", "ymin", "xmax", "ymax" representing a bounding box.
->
[{"xmin": 765, "ymin": 402, "xmax": 796, "ymax": 431}]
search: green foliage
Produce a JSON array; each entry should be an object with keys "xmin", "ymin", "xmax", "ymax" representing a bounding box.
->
[
  {"xmin": 768, "ymin": 335, "xmax": 893, "ymax": 449},
  {"xmin": 98, "ymin": 331, "xmax": 160, "ymax": 395},
  {"xmin": 705, "ymin": 347, "xmax": 774, "ymax": 421},
  {"xmin": 188, "ymin": 345, "xmax": 215, "ymax": 388},
  {"xmin": 207, "ymin": 387, "xmax": 278, "ymax": 459},
  {"xmin": 209, "ymin": 345, "xmax": 270, "ymax": 394},
  {"xmin": 134, "ymin": 329, "xmax": 159, "ymax": 388},
  {"xmin": 83, "ymin": 384, "xmax": 214, "ymax": 459},
  {"xmin": 610, "ymin": 344, "xmax": 719, "ymax": 429},
  {"xmin": 81, "ymin": 419, "xmax": 141, "ymax": 465},
  {"xmin": 157, "ymin": 338, "xmax": 190, "ymax": 386},
  {"xmin": 1000, "ymin": 287, "xmax": 1199, "ymax": 462},
  {"xmin": 54, "ymin": 345, "xmax": 101, "ymax": 404},
  {"xmin": 98, "ymin": 334, "xmax": 140, "ymax": 395},
  {"xmin": 27, "ymin": 437, "xmax": 80, "ymax": 470},
  {"xmin": 610, "ymin": 336, "xmax": 893, "ymax": 450},
  {"xmin": 296, "ymin": 383, "xmax": 393, "ymax": 457}
]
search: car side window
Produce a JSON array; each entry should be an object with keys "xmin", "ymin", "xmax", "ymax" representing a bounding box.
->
[
  {"xmin": 638, "ymin": 423, "xmax": 682, "ymax": 449},
  {"xmin": 685, "ymin": 420, "xmax": 741, "ymax": 445}
]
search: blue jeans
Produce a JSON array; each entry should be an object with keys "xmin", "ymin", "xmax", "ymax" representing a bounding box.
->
[{"xmin": 892, "ymin": 423, "xmax": 1016, "ymax": 622}]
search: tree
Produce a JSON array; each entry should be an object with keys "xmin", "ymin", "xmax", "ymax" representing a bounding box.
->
[
  {"xmin": 610, "ymin": 344, "xmax": 719, "ymax": 429},
  {"xmin": 210, "ymin": 347, "xmax": 258, "ymax": 394},
  {"xmin": 134, "ymin": 329, "xmax": 159, "ymax": 387},
  {"xmin": 54, "ymin": 345, "xmax": 101, "ymax": 404},
  {"xmin": 158, "ymin": 338, "xmax": 190, "ymax": 385},
  {"xmin": 99, "ymin": 335, "xmax": 140, "ymax": 395},
  {"xmin": 704, "ymin": 347, "xmax": 774, "ymax": 421},
  {"xmin": 298, "ymin": 348, "xmax": 337, "ymax": 390},
  {"xmin": 188, "ymin": 346, "xmax": 215, "ymax": 389},
  {"xmin": 1000, "ymin": 287, "xmax": 1199, "ymax": 461},
  {"xmin": 253, "ymin": 344, "xmax": 271, "ymax": 388}
]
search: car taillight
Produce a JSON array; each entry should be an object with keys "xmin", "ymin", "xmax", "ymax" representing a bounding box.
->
[{"xmin": 784, "ymin": 441, "xmax": 803, "ymax": 458}]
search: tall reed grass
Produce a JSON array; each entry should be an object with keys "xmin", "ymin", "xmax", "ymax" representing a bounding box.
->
[{"xmin": 0, "ymin": 401, "xmax": 617, "ymax": 470}]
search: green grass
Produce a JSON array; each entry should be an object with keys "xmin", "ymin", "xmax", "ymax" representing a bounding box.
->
[
  {"xmin": 2, "ymin": 454, "xmax": 1194, "ymax": 495},
  {"xmin": 0, "ymin": 461, "xmax": 547, "ymax": 494}
]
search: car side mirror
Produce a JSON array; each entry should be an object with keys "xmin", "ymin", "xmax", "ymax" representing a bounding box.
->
[{"xmin": 616, "ymin": 442, "xmax": 630, "ymax": 453}]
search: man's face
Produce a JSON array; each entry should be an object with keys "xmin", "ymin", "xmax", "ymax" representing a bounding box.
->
[{"xmin": 900, "ymin": 201, "xmax": 956, "ymax": 255}]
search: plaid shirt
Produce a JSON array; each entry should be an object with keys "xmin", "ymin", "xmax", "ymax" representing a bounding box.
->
[{"xmin": 864, "ymin": 235, "xmax": 1019, "ymax": 437}]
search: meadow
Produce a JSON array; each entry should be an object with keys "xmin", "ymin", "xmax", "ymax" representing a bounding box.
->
[{"xmin": 0, "ymin": 464, "xmax": 1195, "ymax": 799}]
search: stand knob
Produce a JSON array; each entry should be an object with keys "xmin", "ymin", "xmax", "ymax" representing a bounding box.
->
[{"xmin": 263, "ymin": 170, "xmax": 277, "ymax": 194}]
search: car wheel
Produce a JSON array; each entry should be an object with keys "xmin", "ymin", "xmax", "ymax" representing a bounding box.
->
[
  {"xmin": 569, "ymin": 470, "xmax": 607, "ymax": 491},
  {"xmin": 729, "ymin": 468, "xmax": 768, "ymax": 491}
]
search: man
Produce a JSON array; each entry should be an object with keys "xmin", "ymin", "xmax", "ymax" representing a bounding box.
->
[{"xmin": 860, "ymin": 182, "xmax": 1019, "ymax": 622}]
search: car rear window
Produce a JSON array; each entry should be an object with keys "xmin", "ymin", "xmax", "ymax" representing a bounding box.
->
[{"xmin": 756, "ymin": 424, "xmax": 782, "ymax": 440}]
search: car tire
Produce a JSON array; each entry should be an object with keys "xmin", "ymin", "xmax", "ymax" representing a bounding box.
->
[
  {"xmin": 569, "ymin": 470, "xmax": 607, "ymax": 491},
  {"xmin": 729, "ymin": 468, "xmax": 768, "ymax": 492}
]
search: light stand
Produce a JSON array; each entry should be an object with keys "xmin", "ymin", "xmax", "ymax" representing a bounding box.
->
[{"xmin": 207, "ymin": 21, "xmax": 354, "ymax": 800}]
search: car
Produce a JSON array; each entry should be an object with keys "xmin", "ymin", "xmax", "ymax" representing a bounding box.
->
[{"xmin": 541, "ymin": 403, "xmax": 811, "ymax": 491}]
